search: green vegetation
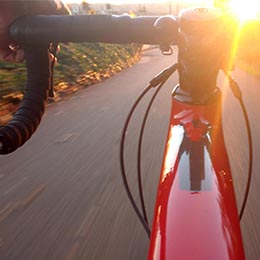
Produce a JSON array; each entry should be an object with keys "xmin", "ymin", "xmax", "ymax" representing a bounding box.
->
[
  {"xmin": 0, "ymin": 42, "xmax": 141, "ymax": 124},
  {"xmin": 54, "ymin": 42, "xmax": 141, "ymax": 85},
  {"xmin": 0, "ymin": 42, "xmax": 142, "ymax": 102}
]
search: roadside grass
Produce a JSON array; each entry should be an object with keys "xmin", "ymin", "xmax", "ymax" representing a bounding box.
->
[{"xmin": 0, "ymin": 43, "xmax": 142, "ymax": 124}]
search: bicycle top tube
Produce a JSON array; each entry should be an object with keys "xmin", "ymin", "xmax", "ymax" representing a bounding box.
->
[{"xmin": 148, "ymin": 86, "xmax": 245, "ymax": 260}]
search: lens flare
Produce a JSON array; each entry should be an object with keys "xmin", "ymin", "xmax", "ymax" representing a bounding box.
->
[{"xmin": 228, "ymin": 0, "xmax": 260, "ymax": 21}]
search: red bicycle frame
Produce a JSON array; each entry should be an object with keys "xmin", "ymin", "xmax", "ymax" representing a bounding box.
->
[{"xmin": 148, "ymin": 86, "xmax": 245, "ymax": 260}]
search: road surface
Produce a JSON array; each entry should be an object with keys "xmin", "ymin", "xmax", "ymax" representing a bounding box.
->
[{"xmin": 0, "ymin": 48, "xmax": 260, "ymax": 259}]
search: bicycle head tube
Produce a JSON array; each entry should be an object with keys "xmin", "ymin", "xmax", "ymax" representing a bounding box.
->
[{"xmin": 177, "ymin": 7, "xmax": 237, "ymax": 103}]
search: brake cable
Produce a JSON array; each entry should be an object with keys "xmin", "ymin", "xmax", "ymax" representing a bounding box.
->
[
  {"xmin": 120, "ymin": 63, "xmax": 178, "ymax": 237},
  {"xmin": 137, "ymin": 64, "xmax": 179, "ymax": 225},
  {"xmin": 224, "ymin": 71, "xmax": 253, "ymax": 220},
  {"xmin": 49, "ymin": 43, "xmax": 59, "ymax": 98}
]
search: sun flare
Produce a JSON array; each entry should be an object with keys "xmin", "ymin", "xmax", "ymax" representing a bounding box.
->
[{"xmin": 228, "ymin": 0, "xmax": 260, "ymax": 21}]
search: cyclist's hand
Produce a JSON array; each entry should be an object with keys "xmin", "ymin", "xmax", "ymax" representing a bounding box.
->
[{"xmin": 0, "ymin": 0, "xmax": 70, "ymax": 63}]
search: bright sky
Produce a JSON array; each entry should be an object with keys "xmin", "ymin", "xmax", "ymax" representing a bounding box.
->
[
  {"xmin": 63, "ymin": 0, "xmax": 260, "ymax": 20},
  {"xmin": 63, "ymin": 0, "xmax": 169, "ymax": 3},
  {"xmin": 63, "ymin": 0, "xmax": 217, "ymax": 6}
]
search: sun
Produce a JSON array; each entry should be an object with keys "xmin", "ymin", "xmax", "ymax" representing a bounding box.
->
[{"xmin": 228, "ymin": 0, "xmax": 260, "ymax": 21}]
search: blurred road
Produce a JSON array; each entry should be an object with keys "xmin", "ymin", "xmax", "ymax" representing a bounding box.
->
[{"xmin": 0, "ymin": 48, "xmax": 260, "ymax": 260}]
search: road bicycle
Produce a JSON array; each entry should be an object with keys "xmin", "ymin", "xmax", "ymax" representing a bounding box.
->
[{"xmin": 0, "ymin": 7, "xmax": 256, "ymax": 260}]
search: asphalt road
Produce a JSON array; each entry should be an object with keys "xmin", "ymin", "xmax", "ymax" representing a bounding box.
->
[{"xmin": 0, "ymin": 48, "xmax": 260, "ymax": 260}]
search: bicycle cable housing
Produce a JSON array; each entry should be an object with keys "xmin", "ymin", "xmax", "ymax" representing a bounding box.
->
[
  {"xmin": 224, "ymin": 71, "xmax": 253, "ymax": 220},
  {"xmin": 119, "ymin": 63, "xmax": 178, "ymax": 237}
]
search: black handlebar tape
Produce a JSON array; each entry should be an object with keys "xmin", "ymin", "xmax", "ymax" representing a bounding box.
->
[
  {"xmin": 0, "ymin": 46, "xmax": 50, "ymax": 154},
  {"xmin": 10, "ymin": 15, "xmax": 178, "ymax": 45}
]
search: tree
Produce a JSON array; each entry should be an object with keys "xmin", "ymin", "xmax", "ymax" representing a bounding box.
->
[
  {"xmin": 138, "ymin": 5, "xmax": 147, "ymax": 14},
  {"xmin": 106, "ymin": 3, "xmax": 112, "ymax": 10},
  {"xmin": 81, "ymin": 1, "xmax": 90, "ymax": 13}
]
